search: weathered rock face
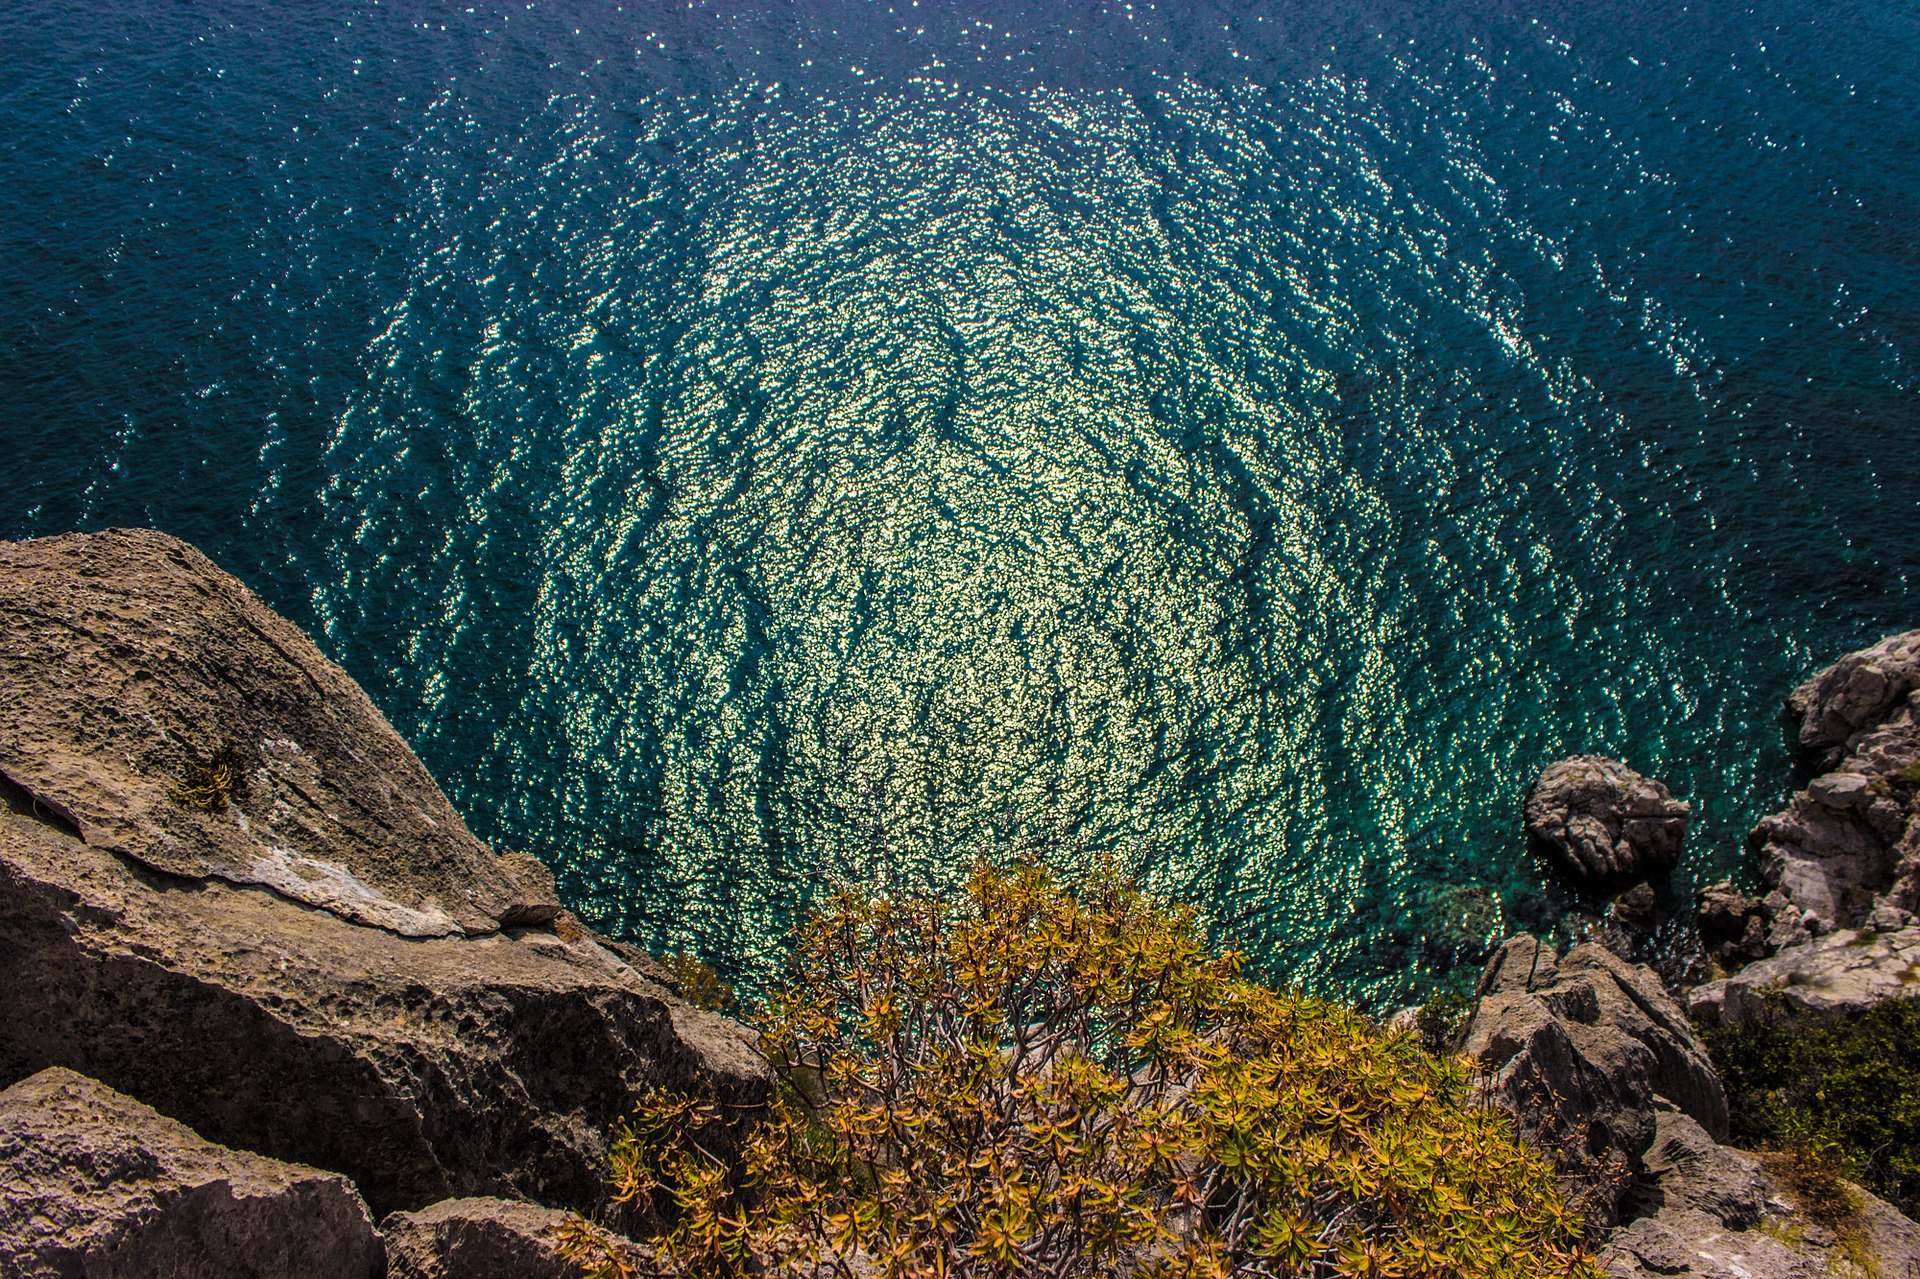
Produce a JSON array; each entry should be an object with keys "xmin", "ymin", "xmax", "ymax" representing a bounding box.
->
[
  {"xmin": 1752, "ymin": 629, "xmax": 1920, "ymax": 934},
  {"xmin": 0, "ymin": 529, "xmax": 771, "ymax": 1219},
  {"xmin": 1602, "ymin": 1106, "xmax": 1920, "ymax": 1279},
  {"xmin": 0, "ymin": 1066, "xmax": 382, "ymax": 1279},
  {"xmin": 1790, "ymin": 630, "xmax": 1920, "ymax": 770},
  {"xmin": 1523, "ymin": 756, "xmax": 1691, "ymax": 885},
  {"xmin": 382, "ymin": 1196, "xmax": 631, "ymax": 1279},
  {"xmin": 1461, "ymin": 936, "xmax": 1726, "ymax": 1223},
  {"xmin": 1686, "ymin": 925, "xmax": 1920, "ymax": 1029},
  {"xmin": 0, "ymin": 779, "xmax": 768, "ymax": 1219},
  {"xmin": 0, "ymin": 528, "xmax": 556, "ymax": 937}
]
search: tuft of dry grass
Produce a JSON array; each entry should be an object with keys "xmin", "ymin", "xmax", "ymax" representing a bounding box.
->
[{"xmin": 168, "ymin": 744, "xmax": 243, "ymax": 810}]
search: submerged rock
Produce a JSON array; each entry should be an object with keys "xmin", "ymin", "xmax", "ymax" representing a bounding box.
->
[
  {"xmin": 1413, "ymin": 882, "xmax": 1504, "ymax": 967},
  {"xmin": 0, "ymin": 528, "xmax": 558, "ymax": 936},
  {"xmin": 0, "ymin": 1067, "xmax": 382, "ymax": 1279},
  {"xmin": 1523, "ymin": 756, "xmax": 1691, "ymax": 885}
]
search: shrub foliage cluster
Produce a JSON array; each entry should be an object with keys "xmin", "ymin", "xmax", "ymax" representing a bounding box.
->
[
  {"xmin": 1706, "ymin": 996, "xmax": 1920, "ymax": 1220},
  {"xmin": 570, "ymin": 861, "xmax": 1597, "ymax": 1279}
]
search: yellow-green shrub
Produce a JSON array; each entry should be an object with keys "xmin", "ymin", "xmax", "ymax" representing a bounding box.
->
[{"xmin": 572, "ymin": 861, "xmax": 1598, "ymax": 1279}]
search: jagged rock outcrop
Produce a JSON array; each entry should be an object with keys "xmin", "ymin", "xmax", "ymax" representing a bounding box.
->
[
  {"xmin": 0, "ymin": 528, "xmax": 556, "ymax": 936},
  {"xmin": 0, "ymin": 529, "xmax": 771, "ymax": 1218},
  {"xmin": 1524, "ymin": 756, "xmax": 1691, "ymax": 885},
  {"xmin": 1751, "ymin": 629, "xmax": 1920, "ymax": 934},
  {"xmin": 1603, "ymin": 1106, "xmax": 1920, "ymax": 1278},
  {"xmin": 1791, "ymin": 630, "xmax": 1920, "ymax": 770},
  {"xmin": 382, "ymin": 1196, "xmax": 633, "ymax": 1278},
  {"xmin": 0, "ymin": 1066, "xmax": 383, "ymax": 1278},
  {"xmin": 1461, "ymin": 936, "xmax": 1725, "ymax": 1223},
  {"xmin": 0, "ymin": 727, "xmax": 767, "ymax": 1219},
  {"xmin": 1687, "ymin": 924, "xmax": 1920, "ymax": 1029}
]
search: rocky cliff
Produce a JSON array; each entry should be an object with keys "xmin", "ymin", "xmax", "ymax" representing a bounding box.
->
[
  {"xmin": 4, "ymin": 529, "xmax": 1917, "ymax": 1279},
  {"xmin": 0, "ymin": 528, "xmax": 766, "ymax": 1275}
]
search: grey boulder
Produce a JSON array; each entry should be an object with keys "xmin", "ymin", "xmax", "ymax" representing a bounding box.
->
[
  {"xmin": 1524, "ymin": 756, "xmax": 1690, "ymax": 884},
  {"xmin": 1462, "ymin": 936, "xmax": 1726, "ymax": 1223},
  {"xmin": 0, "ymin": 1066, "xmax": 382, "ymax": 1278}
]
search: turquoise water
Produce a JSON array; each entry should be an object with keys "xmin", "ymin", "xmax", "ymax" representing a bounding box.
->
[{"xmin": 3, "ymin": 0, "xmax": 1916, "ymax": 1008}]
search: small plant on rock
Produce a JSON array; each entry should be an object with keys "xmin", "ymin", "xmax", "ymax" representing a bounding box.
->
[
  {"xmin": 572, "ymin": 860, "xmax": 1598, "ymax": 1279},
  {"xmin": 166, "ymin": 740, "xmax": 246, "ymax": 811},
  {"xmin": 662, "ymin": 953, "xmax": 736, "ymax": 1013}
]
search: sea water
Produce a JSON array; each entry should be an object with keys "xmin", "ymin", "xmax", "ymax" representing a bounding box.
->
[{"xmin": 3, "ymin": 0, "xmax": 1916, "ymax": 1008}]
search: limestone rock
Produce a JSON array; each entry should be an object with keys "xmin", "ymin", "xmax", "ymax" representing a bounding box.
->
[
  {"xmin": 0, "ymin": 1066, "xmax": 382, "ymax": 1278},
  {"xmin": 1686, "ymin": 925, "xmax": 1920, "ymax": 1029},
  {"xmin": 1462, "ymin": 936, "xmax": 1726, "ymax": 1222},
  {"xmin": 0, "ymin": 528, "xmax": 556, "ymax": 936},
  {"xmin": 0, "ymin": 528, "xmax": 770, "ymax": 1218},
  {"xmin": 1626, "ymin": 1108, "xmax": 1767, "ymax": 1230},
  {"xmin": 1752, "ymin": 630, "xmax": 1920, "ymax": 934},
  {"xmin": 0, "ymin": 785, "xmax": 769, "ymax": 1218},
  {"xmin": 382, "ymin": 1196, "xmax": 640, "ymax": 1279},
  {"xmin": 1523, "ymin": 756, "xmax": 1691, "ymax": 885},
  {"xmin": 1601, "ymin": 1207, "xmax": 1824, "ymax": 1279}
]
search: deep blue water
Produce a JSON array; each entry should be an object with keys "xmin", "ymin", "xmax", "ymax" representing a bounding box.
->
[{"xmin": 3, "ymin": 0, "xmax": 1917, "ymax": 1008}]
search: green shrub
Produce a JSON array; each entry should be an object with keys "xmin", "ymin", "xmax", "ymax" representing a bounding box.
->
[
  {"xmin": 569, "ymin": 861, "xmax": 1597, "ymax": 1279},
  {"xmin": 1705, "ymin": 998, "xmax": 1920, "ymax": 1219},
  {"xmin": 1412, "ymin": 990, "xmax": 1473, "ymax": 1059}
]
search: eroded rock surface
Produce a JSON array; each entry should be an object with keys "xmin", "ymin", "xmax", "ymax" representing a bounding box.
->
[
  {"xmin": 1462, "ymin": 936, "xmax": 1725, "ymax": 1223},
  {"xmin": 0, "ymin": 529, "xmax": 770, "ymax": 1218},
  {"xmin": 0, "ymin": 787, "xmax": 768, "ymax": 1218},
  {"xmin": 1524, "ymin": 756, "xmax": 1691, "ymax": 885},
  {"xmin": 0, "ymin": 1066, "xmax": 382, "ymax": 1279},
  {"xmin": 0, "ymin": 528, "xmax": 555, "ymax": 936},
  {"xmin": 382, "ymin": 1196, "xmax": 636, "ymax": 1279},
  {"xmin": 1602, "ymin": 1106, "xmax": 1920, "ymax": 1278},
  {"xmin": 1751, "ymin": 629, "xmax": 1920, "ymax": 934},
  {"xmin": 1687, "ymin": 925, "xmax": 1920, "ymax": 1029}
]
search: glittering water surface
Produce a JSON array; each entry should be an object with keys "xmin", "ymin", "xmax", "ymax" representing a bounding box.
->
[{"xmin": 4, "ymin": 0, "xmax": 1917, "ymax": 1006}]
